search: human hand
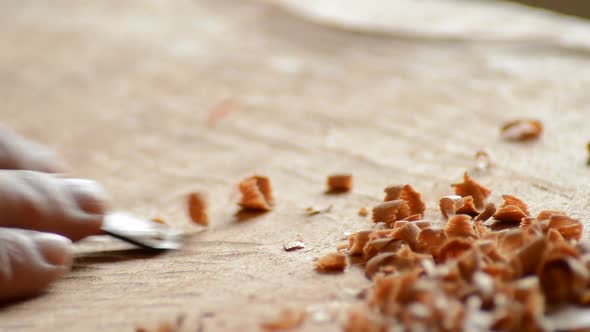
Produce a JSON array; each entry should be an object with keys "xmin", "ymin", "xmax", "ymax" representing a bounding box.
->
[{"xmin": 0, "ymin": 125, "xmax": 109, "ymax": 300}]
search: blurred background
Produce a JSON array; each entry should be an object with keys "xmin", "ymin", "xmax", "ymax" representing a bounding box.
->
[{"xmin": 511, "ymin": 0, "xmax": 590, "ymax": 19}]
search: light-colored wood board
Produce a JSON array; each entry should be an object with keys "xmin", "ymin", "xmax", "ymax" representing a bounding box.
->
[{"xmin": 0, "ymin": 0, "xmax": 589, "ymax": 331}]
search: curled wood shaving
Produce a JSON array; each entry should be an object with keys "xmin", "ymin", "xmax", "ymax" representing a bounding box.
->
[
  {"xmin": 371, "ymin": 200, "xmax": 410, "ymax": 227},
  {"xmin": 135, "ymin": 323, "xmax": 176, "ymax": 332},
  {"xmin": 368, "ymin": 229, "xmax": 395, "ymax": 241},
  {"xmin": 475, "ymin": 202, "xmax": 496, "ymax": 222},
  {"xmin": 474, "ymin": 148, "xmax": 494, "ymax": 171},
  {"xmin": 437, "ymin": 238, "xmax": 474, "ymax": 262},
  {"xmin": 537, "ymin": 210, "xmax": 566, "ymax": 221},
  {"xmin": 439, "ymin": 195, "xmax": 464, "ymax": 220},
  {"xmin": 508, "ymin": 236, "xmax": 546, "ymax": 278},
  {"xmin": 261, "ymin": 309, "xmax": 306, "ymax": 331},
  {"xmin": 358, "ymin": 207, "xmax": 369, "ymax": 217},
  {"xmin": 473, "ymin": 220, "xmax": 490, "ymax": 239},
  {"xmin": 399, "ymin": 184, "xmax": 426, "ymax": 217},
  {"xmin": 344, "ymin": 308, "xmax": 387, "ymax": 332},
  {"xmin": 238, "ymin": 175, "xmax": 274, "ymax": 211},
  {"xmin": 493, "ymin": 205, "xmax": 528, "ymax": 223},
  {"xmin": 499, "ymin": 195, "xmax": 530, "ymax": 216},
  {"xmin": 348, "ymin": 231, "xmax": 372, "ymax": 256},
  {"xmin": 316, "ymin": 252, "xmax": 348, "ymax": 272},
  {"xmin": 451, "ymin": 172, "xmax": 491, "ymax": 210},
  {"xmin": 384, "ymin": 185, "xmax": 426, "ymax": 218},
  {"xmin": 389, "ymin": 222, "xmax": 421, "ymax": 250},
  {"xmin": 416, "ymin": 227, "xmax": 447, "ymax": 254},
  {"xmin": 402, "ymin": 214, "xmax": 422, "ymax": 222},
  {"xmin": 539, "ymin": 255, "xmax": 588, "ymax": 304},
  {"xmin": 456, "ymin": 246, "xmax": 484, "ymax": 281},
  {"xmin": 497, "ymin": 229, "xmax": 527, "ymax": 257},
  {"xmin": 187, "ymin": 192, "xmax": 209, "ymax": 226},
  {"xmin": 547, "ymin": 215, "xmax": 583, "ymax": 241},
  {"xmin": 500, "ymin": 119, "xmax": 543, "ymax": 141},
  {"xmin": 444, "ymin": 214, "xmax": 476, "ymax": 239},
  {"xmin": 456, "ymin": 196, "xmax": 480, "ymax": 217},
  {"xmin": 383, "ymin": 185, "xmax": 403, "ymax": 201},
  {"xmin": 363, "ymin": 238, "xmax": 404, "ymax": 260},
  {"xmin": 413, "ymin": 220, "xmax": 432, "ymax": 229},
  {"xmin": 547, "ymin": 228, "xmax": 565, "ymax": 243},
  {"xmin": 326, "ymin": 174, "xmax": 353, "ymax": 193},
  {"xmin": 366, "ymin": 245, "xmax": 430, "ymax": 279}
]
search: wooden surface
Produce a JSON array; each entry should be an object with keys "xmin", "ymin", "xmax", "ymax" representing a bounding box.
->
[{"xmin": 1, "ymin": 0, "xmax": 590, "ymax": 331}]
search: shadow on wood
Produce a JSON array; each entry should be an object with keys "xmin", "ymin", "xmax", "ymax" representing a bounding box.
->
[
  {"xmin": 234, "ymin": 209, "xmax": 268, "ymax": 223},
  {"xmin": 73, "ymin": 249, "xmax": 166, "ymax": 270}
]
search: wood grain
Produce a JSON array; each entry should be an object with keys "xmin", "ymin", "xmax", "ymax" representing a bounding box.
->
[{"xmin": 0, "ymin": 0, "xmax": 589, "ymax": 331}]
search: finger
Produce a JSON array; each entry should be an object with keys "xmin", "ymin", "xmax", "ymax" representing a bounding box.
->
[
  {"xmin": 0, "ymin": 171, "xmax": 108, "ymax": 241},
  {"xmin": 0, "ymin": 124, "xmax": 68, "ymax": 173},
  {"xmin": 63, "ymin": 178, "xmax": 109, "ymax": 215},
  {"xmin": 0, "ymin": 228, "xmax": 72, "ymax": 301}
]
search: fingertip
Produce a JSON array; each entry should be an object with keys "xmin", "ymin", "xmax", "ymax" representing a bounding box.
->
[
  {"xmin": 33, "ymin": 232, "xmax": 72, "ymax": 268},
  {"xmin": 65, "ymin": 212, "xmax": 104, "ymax": 242},
  {"xmin": 64, "ymin": 178, "xmax": 110, "ymax": 215}
]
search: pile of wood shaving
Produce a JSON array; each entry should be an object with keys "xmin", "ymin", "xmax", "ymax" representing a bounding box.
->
[{"xmin": 333, "ymin": 173, "xmax": 588, "ymax": 331}]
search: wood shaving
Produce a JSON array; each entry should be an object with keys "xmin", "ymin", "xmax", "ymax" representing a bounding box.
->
[
  {"xmin": 135, "ymin": 323, "xmax": 176, "ymax": 332},
  {"xmin": 474, "ymin": 202, "xmax": 496, "ymax": 222},
  {"xmin": 389, "ymin": 223, "xmax": 421, "ymax": 250},
  {"xmin": 416, "ymin": 227, "xmax": 447, "ymax": 255},
  {"xmin": 344, "ymin": 308, "xmax": 387, "ymax": 332},
  {"xmin": 537, "ymin": 209, "xmax": 566, "ymax": 221},
  {"xmin": 348, "ymin": 231, "xmax": 372, "ymax": 256},
  {"xmin": 206, "ymin": 99, "xmax": 237, "ymax": 126},
  {"xmin": 474, "ymin": 220, "xmax": 490, "ymax": 239},
  {"xmin": 371, "ymin": 200, "xmax": 410, "ymax": 227},
  {"xmin": 316, "ymin": 252, "xmax": 348, "ymax": 272},
  {"xmin": 437, "ymin": 238, "xmax": 474, "ymax": 262},
  {"xmin": 539, "ymin": 254, "xmax": 588, "ymax": 304},
  {"xmin": 238, "ymin": 175, "xmax": 274, "ymax": 211},
  {"xmin": 413, "ymin": 220, "xmax": 432, "ymax": 229},
  {"xmin": 384, "ymin": 184, "xmax": 426, "ymax": 217},
  {"xmin": 547, "ymin": 228, "xmax": 566, "ymax": 243},
  {"xmin": 500, "ymin": 119, "xmax": 543, "ymax": 141},
  {"xmin": 451, "ymin": 172, "xmax": 491, "ymax": 210},
  {"xmin": 474, "ymin": 148, "xmax": 494, "ymax": 171},
  {"xmin": 445, "ymin": 214, "xmax": 476, "ymax": 239},
  {"xmin": 136, "ymin": 315, "xmax": 185, "ymax": 332},
  {"xmin": 326, "ymin": 174, "xmax": 353, "ymax": 193},
  {"xmin": 399, "ymin": 184, "xmax": 426, "ymax": 217},
  {"xmin": 547, "ymin": 215, "xmax": 583, "ymax": 241},
  {"xmin": 456, "ymin": 196, "xmax": 480, "ymax": 216},
  {"xmin": 305, "ymin": 204, "xmax": 333, "ymax": 216},
  {"xmin": 283, "ymin": 241, "xmax": 305, "ymax": 252},
  {"xmin": 499, "ymin": 195, "xmax": 530, "ymax": 216},
  {"xmin": 151, "ymin": 216, "xmax": 168, "ymax": 225},
  {"xmin": 358, "ymin": 207, "xmax": 369, "ymax": 217},
  {"xmin": 383, "ymin": 185, "xmax": 403, "ymax": 201},
  {"xmin": 493, "ymin": 205, "xmax": 528, "ymax": 224},
  {"xmin": 363, "ymin": 238, "xmax": 404, "ymax": 260},
  {"xmin": 261, "ymin": 309, "xmax": 306, "ymax": 331},
  {"xmin": 402, "ymin": 214, "xmax": 422, "ymax": 222},
  {"xmin": 439, "ymin": 195, "xmax": 464, "ymax": 220},
  {"xmin": 187, "ymin": 192, "xmax": 208, "ymax": 226}
]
